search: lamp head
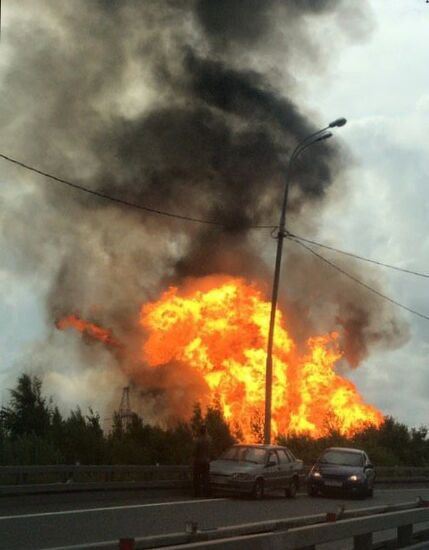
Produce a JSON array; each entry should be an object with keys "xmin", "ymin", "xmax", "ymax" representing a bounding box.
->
[{"xmin": 329, "ymin": 117, "xmax": 347, "ymax": 128}]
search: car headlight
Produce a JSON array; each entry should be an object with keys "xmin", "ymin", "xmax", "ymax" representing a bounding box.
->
[
  {"xmin": 232, "ymin": 473, "xmax": 253, "ymax": 480},
  {"xmin": 312, "ymin": 471, "xmax": 322, "ymax": 478},
  {"xmin": 348, "ymin": 474, "xmax": 363, "ymax": 482}
]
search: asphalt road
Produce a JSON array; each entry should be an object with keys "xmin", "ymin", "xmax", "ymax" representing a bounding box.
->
[{"xmin": 1, "ymin": 486, "xmax": 429, "ymax": 549}]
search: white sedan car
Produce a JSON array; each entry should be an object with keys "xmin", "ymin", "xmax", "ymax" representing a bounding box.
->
[{"xmin": 210, "ymin": 444, "xmax": 303, "ymax": 499}]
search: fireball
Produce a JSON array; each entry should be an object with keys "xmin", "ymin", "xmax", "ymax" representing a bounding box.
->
[
  {"xmin": 140, "ymin": 276, "xmax": 383, "ymax": 441},
  {"xmin": 57, "ymin": 276, "xmax": 383, "ymax": 441}
]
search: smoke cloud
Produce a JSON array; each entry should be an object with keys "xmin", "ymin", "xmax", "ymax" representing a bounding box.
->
[{"xmin": 0, "ymin": 0, "xmax": 408, "ymax": 421}]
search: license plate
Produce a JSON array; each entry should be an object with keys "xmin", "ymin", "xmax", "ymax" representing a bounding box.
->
[{"xmin": 325, "ymin": 480, "xmax": 343, "ymax": 487}]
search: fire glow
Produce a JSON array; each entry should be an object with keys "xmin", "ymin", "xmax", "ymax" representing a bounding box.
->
[
  {"xmin": 56, "ymin": 315, "xmax": 123, "ymax": 350},
  {"xmin": 141, "ymin": 276, "xmax": 383, "ymax": 440},
  {"xmin": 57, "ymin": 276, "xmax": 383, "ymax": 441}
]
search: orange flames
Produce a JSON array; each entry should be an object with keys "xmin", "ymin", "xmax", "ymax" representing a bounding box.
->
[
  {"xmin": 56, "ymin": 315, "xmax": 123, "ymax": 350},
  {"xmin": 141, "ymin": 276, "xmax": 383, "ymax": 441},
  {"xmin": 57, "ymin": 276, "xmax": 383, "ymax": 441}
]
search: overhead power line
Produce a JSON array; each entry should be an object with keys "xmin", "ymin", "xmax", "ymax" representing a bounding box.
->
[
  {"xmin": 0, "ymin": 153, "xmax": 224, "ymax": 226},
  {"xmin": 0, "ymin": 152, "xmax": 274, "ymax": 229},
  {"xmin": 1, "ymin": 152, "xmax": 428, "ymax": 279},
  {"xmin": 289, "ymin": 232, "xmax": 429, "ymax": 279},
  {"xmin": 288, "ymin": 236, "xmax": 429, "ymax": 322}
]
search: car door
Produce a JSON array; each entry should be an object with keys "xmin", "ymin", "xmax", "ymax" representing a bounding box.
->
[
  {"xmin": 286, "ymin": 449, "xmax": 301, "ymax": 474},
  {"xmin": 264, "ymin": 450, "xmax": 281, "ymax": 489},
  {"xmin": 277, "ymin": 449, "xmax": 293, "ymax": 487},
  {"xmin": 363, "ymin": 453, "xmax": 376, "ymax": 486}
]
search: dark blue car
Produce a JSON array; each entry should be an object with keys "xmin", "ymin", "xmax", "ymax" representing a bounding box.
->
[{"xmin": 307, "ymin": 447, "xmax": 375, "ymax": 498}]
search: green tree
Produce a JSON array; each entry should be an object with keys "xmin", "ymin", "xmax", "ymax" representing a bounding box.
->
[
  {"xmin": 190, "ymin": 403, "xmax": 204, "ymax": 436},
  {"xmin": 409, "ymin": 427, "xmax": 429, "ymax": 465},
  {"xmin": 0, "ymin": 374, "xmax": 51, "ymax": 438},
  {"xmin": 107, "ymin": 413, "xmax": 170, "ymax": 465},
  {"xmin": 0, "ymin": 433, "xmax": 63, "ymax": 465},
  {"xmin": 168, "ymin": 422, "xmax": 194, "ymax": 464},
  {"xmin": 204, "ymin": 401, "xmax": 236, "ymax": 459},
  {"xmin": 49, "ymin": 406, "xmax": 65, "ymax": 450},
  {"xmin": 61, "ymin": 407, "xmax": 104, "ymax": 464}
]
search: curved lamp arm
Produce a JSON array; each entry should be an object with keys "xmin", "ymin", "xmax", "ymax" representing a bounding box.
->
[{"xmin": 263, "ymin": 117, "xmax": 346, "ymax": 445}]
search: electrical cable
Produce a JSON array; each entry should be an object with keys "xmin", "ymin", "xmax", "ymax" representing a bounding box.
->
[
  {"xmin": 0, "ymin": 153, "xmax": 274, "ymax": 228},
  {"xmin": 1, "ymin": 152, "xmax": 428, "ymax": 279},
  {"xmin": 287, "ymin": 236, "xmax": 429, "ymax": 322},
  {"xmin": 289, "ymin": 232, "xmax": 429, "ymax": 279}
]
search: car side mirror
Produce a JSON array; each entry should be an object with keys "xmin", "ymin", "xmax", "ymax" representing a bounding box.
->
[
  {"xmin": 266, "ymin": 460, "xmax": 276, "ymax": 468},
  {"xmin": 364, "ymin": 463, "xmax": 374, "ymax": 470}
]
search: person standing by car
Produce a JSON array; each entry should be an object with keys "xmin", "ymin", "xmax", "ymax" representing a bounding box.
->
[{"xmin": 192, "ymin": 424, "xmax": 211, "ymax": 497}]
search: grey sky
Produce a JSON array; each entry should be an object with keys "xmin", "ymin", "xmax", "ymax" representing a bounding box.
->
[
  {"xmin": 300, "ymin": 0, "xmax": 429, "ymax": 426},
  {"xmin": 0, "ymin": 1, "xmax": 428, "ymax": 427}
]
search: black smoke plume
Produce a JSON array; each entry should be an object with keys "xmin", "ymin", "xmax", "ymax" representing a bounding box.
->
[{"xmin": 0, "ymin": 0, "xmax": 408, "ymax": 420}]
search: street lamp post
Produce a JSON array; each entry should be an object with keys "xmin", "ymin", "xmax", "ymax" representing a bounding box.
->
[{"xmin": 263, "ymin": 118, "xmax": 347, "ymax": 445}]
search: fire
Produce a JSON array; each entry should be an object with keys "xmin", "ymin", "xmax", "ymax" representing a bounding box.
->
[
  {"xmin": 141, "ymin": 276, "xmax": 383, "ymax": 441},
  {"xmin": 56, "ymin": 315, "xmax": 123, "ymax": 350},
  {"xmin": 56, "ymin": 277, "xmax": 383, "ymax": 441}
]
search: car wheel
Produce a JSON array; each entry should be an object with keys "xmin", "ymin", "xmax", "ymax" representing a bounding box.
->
[
  {"xmin": 285, "ymin": 478, "xmax": 298, "ymax": 498},
  {"xmin": 252, "ymin": 478, "xmax": 264, "ymax": 500}
]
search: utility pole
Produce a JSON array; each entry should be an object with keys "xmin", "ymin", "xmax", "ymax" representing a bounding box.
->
[{"xmin": 263, "ymin": 118, "xmax": 347, "ymax": 445}]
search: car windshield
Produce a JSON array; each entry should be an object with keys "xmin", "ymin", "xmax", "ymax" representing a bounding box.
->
[
  {"xmin": 319, "ymin": 450, "xmax": 364, "ymax": 466},
  {"xmin": 220, "ymin": 446, "xmax": 267, "ymax": 464}
]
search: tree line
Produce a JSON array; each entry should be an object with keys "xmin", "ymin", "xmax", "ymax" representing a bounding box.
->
[
  {"xmin": 0, "ymin": 374, "xmax": 428, "ymax": 466},
  {"xmin": 0, "ymin": 374, "xmax": 234, "ymax": 465}
]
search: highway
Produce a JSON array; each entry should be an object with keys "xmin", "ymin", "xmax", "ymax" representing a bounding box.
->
[{"xmin": 1, "ymin": 486, "xmax": 429, "ymax": 549}]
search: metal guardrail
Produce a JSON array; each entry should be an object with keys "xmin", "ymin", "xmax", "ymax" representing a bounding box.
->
[
  {"xmin": 1, "ymin": 465, "xmax": 428, "ymax": 495},
  {"xmin": 0, "ymin": 464, "xmax": 190, "ymax": 484},
  {"xmin": 47, "ymin": 499, "xmax": 429, "ymax": 550},
  {"xmin": 187, "ymin": 508, "xmax": 429, "ymax": 550},
  {"xmin": 2, "ymin": 464, "xmax": 429, "ymax": 481},
  {"xmin": 0, "ymin": 465, "xmax": 191, "ymax": 495}
]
